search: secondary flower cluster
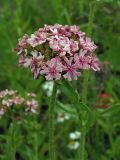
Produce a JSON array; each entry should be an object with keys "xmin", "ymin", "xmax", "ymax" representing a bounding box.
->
[
  {"xmin": 15, "ymin": 24, "xmax": 100, "ymax": 81},
  {"xmin": 0, "ymin": 89, "xmax": 38, "ymax": 117}
]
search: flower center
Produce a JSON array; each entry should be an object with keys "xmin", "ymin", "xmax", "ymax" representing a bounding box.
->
[
  {"xmin": 32, "ymin": 57, "xmax": 38, "ymax": 65},
  {"xmin": 79, "ymin": 58, "xmax": 84, "ymax": 65},
  {"xmin": 49, "ymin": 67, "xmax": 57, "ymax": 75},
  {"xmin": 67, "ymin": 66, "xmax": 75, "ymax": 73}
]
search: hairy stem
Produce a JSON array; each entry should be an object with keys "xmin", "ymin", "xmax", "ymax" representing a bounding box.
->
[
  {"xmin": 49, "ymin": 82, "xmax": 57, "ymax": 160},
  {"xmin": 79, "ymin": 2, "xmax": 96, "ymax": 160}
]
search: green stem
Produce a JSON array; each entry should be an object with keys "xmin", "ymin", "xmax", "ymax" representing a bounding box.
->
[
  {"xmin": 82, "ymin": 70, "xmax": 90, "ymax": 104},
  {"xmin": 109, "ymin": 132, "xmax": 113, "ymax": 148},
  {"xmin": 79, "ymin": 0, "xmax": 84, "ymax": 18},
  {"xmin": 49, "ymin": 82, "xmax": 57, "ymax": 160},
  {"xmin": 11, "ymin": 116, "xmax": 16, "ymax": 160},
  {"xmin": 79, "ymin": 2, "xmax": 97, "ymax": 160},
  {"xmin": 80, "ymin": 124, "xmax": 86, "ymax": 160},
  {"xmin": 79, "ymin": 71, "xmax": 89, "ymax": 160}
]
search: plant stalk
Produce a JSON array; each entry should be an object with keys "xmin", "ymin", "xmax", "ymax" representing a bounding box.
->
[
  {"xmin": 11, "ymin": 115, "xmax": 16, "ymax": 160},
  {"xmin": 49, "ymin": 82, "xmax": 57, "ymax": 160},
  {"xmin": 79, "ymin": 71, "xmax": 89, "ymax": 160},
  {"xmin": 79, "ymin": 2, "xmax": 97, "ymax": 159}
]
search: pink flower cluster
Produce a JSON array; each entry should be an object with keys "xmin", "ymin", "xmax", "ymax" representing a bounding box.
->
[
  {"xmin": 15, "ymin": 24, "xmax": 100, "ymax": 81},
  {"xmin": 0, "ymin": 89, "xmax": 38, "ymax": 117}
]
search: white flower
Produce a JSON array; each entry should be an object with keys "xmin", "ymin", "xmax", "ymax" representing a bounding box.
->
[
  {"xmin": 31, "ymin": 50, "xmax": 44, "ymax": 59},
  {"xmin": 42, "ymin": 81, "xmax": 54, "ymax": 96},
  {"xmin": 68, "ymin": 141, "xmax": 79, "ymax": 150},
  {"xmin": 0, "ymin": 108, "xmax": 5, "ymax": 117},
  {"xmin": 27, "ymin": 93, "xmax": 36, "ymax": 97},
  {"xmin": 57, "ymin": 112, "xmax": 70, "ymax": 123},
  {"xmin": 2, "ymin": 99, "xmax": 13, "ymax": 107},
  {"xmin": 69, "ymin": 131, "xmax": 81, "ymax": 140}
]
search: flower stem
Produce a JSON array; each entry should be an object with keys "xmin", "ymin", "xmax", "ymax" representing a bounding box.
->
[
  {"xmin": 82, "ymin": 70, "xmax": 89, "ymax": 104},
  {"xmin": 79, "ymin": 70, "xmax": 89, "ymax": 160},
  {"xmin": 79, "ymin": 2, "xmax": 97, "ymax": 159},
  {"xmin": 49, "ymin": 82, "xmax": 57, "ymax": 160},
  {"xmin": 11, "ymin": 116, "xmax": 16, "ymax": 160},
  {"xmin": 80, "ymin": 123, "xmax": 86, "ymax": 160}
]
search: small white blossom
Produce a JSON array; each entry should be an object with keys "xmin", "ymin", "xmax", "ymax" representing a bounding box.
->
[
  {"xmin": 0, "ymin": 108, "xmax": 5, "ymax": 117},
  {"xmin": 42, "ymin": 81, "xmax": 54, "ymax": 96},
  {"xmin": 69, "ymin": 131, "xmax": 81, "ymax": 140},
  {"xmin": 57, "ymin": 112, "xmax": 70, "ymax": 123},
  {"xmin": 68, "ymin": 141, "xmax": 80, "ymax": 150},
  {"xmin": 2, "ymin": 99, "xmax": 13, "ymax": 107}
]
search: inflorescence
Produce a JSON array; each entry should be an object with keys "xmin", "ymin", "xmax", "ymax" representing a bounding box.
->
[
  {"xmin": 15, "ymin": 24, "xmax": 100, "ymax": 81},
  {"xmin": 0, "ymin": 89, "xmax": 38, "ymax": 117}
]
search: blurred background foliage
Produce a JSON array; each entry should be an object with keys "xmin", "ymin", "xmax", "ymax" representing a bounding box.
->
[{"xmin": 0, "ymin": 0, "xmax": 120, "ymax": 160}]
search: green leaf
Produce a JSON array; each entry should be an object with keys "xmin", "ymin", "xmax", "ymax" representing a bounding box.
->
[
  {"xmin": 57, "ymin": 79, "xmax": 79, "ymax": 103},
  {"xmin": 101, "ymin": 103, "xmax": 120, "ymax": 117},
  {"xmin": 78, "ymin": 102, "xmax": 91, "ymax": 112},
  {"xmin": 56, "ymin": 101, "xmax": 76, "ymax": 116}
]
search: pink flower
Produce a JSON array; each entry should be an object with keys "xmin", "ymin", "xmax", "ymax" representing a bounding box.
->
[
  {"xmin": 80, "ymin": 37, "xmax": 97, "ymax": 53},
  {"xmin": 30, "ymin": 51, "xmax": 44, "ymax": 67},
  {"xmin": 87, "ymin": 56, "xmax": 100, "ymax": 71},
  {"xmin": 26, "ymin": 99, "xmax": 38, "ymax": 113},
  {"xmin": 31, "ymin": 66, "xmax": 40, "ymax": 79},
  {"xmin": 58, "ymin": 37, "xmax": 71, "ymax": 53},
  {"xmin": 40, "ymin": 58, "xmax": 62, "ymax": 80},
  {"xmin": 63, "ymin": 57, "xmax": 80, "ymax": 81},
  {"xmin": 13, "ymin": 96, "xmax": 24, "ymax": 105},
  {"xmin": 59, "ymin": 25, "xmax": 71, "ymax": 37},
  {"xmin": 35, "ymin": 31, "xmax": 48, "ymax": 40},
  {"xmin": 70, "ymin": 25, "xmax": 79, "ymax": 33},
  {"xmin": 49, "ymin": 38, "xmax": 60, "ymax": 52},
  {"xmin": 44, "ymin": 24, "xmax": 55, "ymax": 31},
  {"xmin": 28, "ymin": 34, "xmax": 46, "ymax": 47},
  {"xmin": 15, "ymin": 34, "xmax": 28, "ymax": 53},
  {"xmin": 74, "ymin": 50, "xmax": 90, "ymax": 69},
  {"xmin": 27, "ymin": 93, "xmax": 36, "ymax": 97},
  {"xmin": 49, "ymin": 36, "xmax": 71, "ymax": 54},
  {"xmin": 77, "ymin": 31, "xmax": 85, "ymax": 38},
  {"xmin": 19, "ymin": 51, "xmax": 44, "ymax": 78},
  {"xmin": 50, "ymin": 28, "xmax": 59, "ymax": 35},
  {"xmin": 70, "ymin": 40, "xmax": 79, "ymax": 53},
  {"xmin": 0, "ymin": 90, "xmax": 17, "ymax": 99},
  {"xmin": 0, "ymin": 89, "xmax": 39, "ymax": 116},
  {"xmin": 19, "ymin": 55, "xmax": 31, "ymax": 67}
]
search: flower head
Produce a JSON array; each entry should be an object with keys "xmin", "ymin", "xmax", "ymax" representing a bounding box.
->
[
  {"xmin": 0, "ymin": 89, "xmax": 39, "ymax": 118},
  {"xmin": 14, "ymin": 24, "xmax": 100, "ymax": 81}
]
